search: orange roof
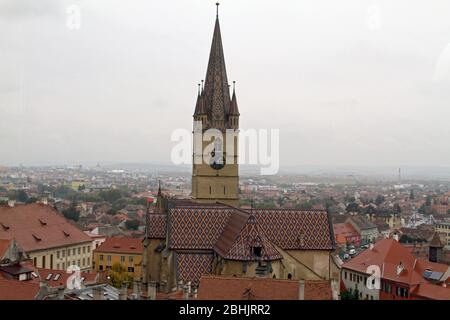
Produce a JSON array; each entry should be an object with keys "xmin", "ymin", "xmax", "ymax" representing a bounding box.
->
[
  {"xmin": 0, "ymin": 238, "xmax": 11, "ymax": 258},
  {"xmin": 0, "ymin": 204, "xmax": 92, "ymax": 252},
  {"xmin": 412, "ymin": 282, "xmax": 450, "ymax": 300},
  {"xmin": 333, "ymin": 223, "xmax": 358, "ymax": 236},
  {"xmin": 0, "ymin": 279, "xmax": 40, "ymax": 300},
  {"xmin": 342, "ymin": 238, "xmax": 449, "ymax": 286},
  {"xmin": 197, "ymin": 276, "xmax": 332, "ymax": 300},
  {"xmin": 37, "ymin": 268, "xmax": 98, "ymax": 288},
  {"xmin": 94, "ymin": 237, "xmax": 143, "ymax": 255}
]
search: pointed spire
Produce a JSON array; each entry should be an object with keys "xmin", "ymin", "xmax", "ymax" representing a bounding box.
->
[
  {"xmin": 157, "ymin": 180, "xmax": 161, "ymax": 197},
  {"xmin": 194, "ymin": 83, "xmax": 206, "ymax": 115},
  {"xmin": 229, "ymin": 81, "xmax": 240, "ymax": 115},
  {"xmin": 203, "ymin": 4, "xmax": 230, "ymax": 122}
]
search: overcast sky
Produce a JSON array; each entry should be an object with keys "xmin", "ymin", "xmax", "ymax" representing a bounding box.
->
[{"xmin": 1, "ymin": 0, "xmax": 450, "ymax": 168}]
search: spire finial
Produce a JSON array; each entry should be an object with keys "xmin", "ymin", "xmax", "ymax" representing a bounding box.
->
[
  {"xmin": 201, "ymin": 80, "xmax": 204, "ymax": 91},
  {"xmin": 216, "ymin": 2, "xmax": 219, "ymax": 18},
  {"xmin": 198, "ymin": 83, "xmax": 201, "ymax": 95},
  {"xmin": 233, "ymin": 80, "xmax": 236, "ymax": 92}
]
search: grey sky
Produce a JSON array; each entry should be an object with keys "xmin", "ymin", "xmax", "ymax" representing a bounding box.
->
[{"xmin": 1, "ymin": 0, "xmax": 450, "ymax": 168}]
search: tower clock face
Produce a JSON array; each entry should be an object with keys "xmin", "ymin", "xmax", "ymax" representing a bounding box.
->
[{"xmin": 210, "ymin": 149, "xmax": 226, "ymax": 170}]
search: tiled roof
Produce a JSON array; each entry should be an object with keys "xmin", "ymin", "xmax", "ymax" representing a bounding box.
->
[
  {"xmin": 253, "ymin": 209, "xmax": 334, "ymax": 250},
  {"xmin": 37, "ymin": 268, "xmax": 98, "ymax": 288},
  {"xmin": 169, "ymin": 206, "xmax": 233, "ymax": 250},
  {"xmin": 176, "ymin": 252, "xmax": 214, "ymax": 287},
  {"xmin": 214, "ymin": 212, "xmax": 282, "ymax": 261},
  {"xmin": 0, "ymin": 204, "xmax": 92, "ymax": 252},
  {"xmin": 0, "ymin": 279, "xmax": 40, "ymax": 300},
  {"xmin": 168, "ymin": 204, "xmax": 334, "ymax": 251},
  {"xmin": 147, "ymin": 214, "xmax": 167, "ymax": 238},
  {"xmin": 342, "ymin": 238, "xmax": 449, "ymax": 286},
  {"xmin": 0, "ymin": 238, "xmax": 11, "ymax": 259},
  {"xmin": 94, "ymin": 237, "xmax": 143, "ymax": 255},
  {"xmin": 349, "ymin": 215, "xmax": 377, "ymax": 230},
  {"xmin": 411, "ymin": 282, "xmax": 450, "ymax": 300},
  {"xmin": 197, "ymin": 276, "xmax": 333, "ymax": 300}
]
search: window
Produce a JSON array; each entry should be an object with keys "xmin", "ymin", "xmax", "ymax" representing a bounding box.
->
[
  {"xmin": 99, "ymin": 265, "xmax": 103, "ymax": 271},
  {"xmin": 120, "ymin": 256, "xmax": 125, "ymax": 262},
  {"xmin": 128, "ymin": 267, "xmax": 134, "ymax": 273},
  {"xmin": 77, "ymin": 259, "xmax": 80, "ymax": 266},
  {"xmin": 209, "ymin": 186, "xmax": 212, "ymax": 194},
  {"xmin": 57, "ymin": 251, "xmax": 60, "ymax": 259},
  {"xmin": 83, "ymin": 247, "xmax": 86, "ymax": 254},
  {"xmin": 107, "ymin": 255, "xmax": 111, "ymax": 261},
  {"xmin": 57, "ymin": 263, "xmax": 60, "ymax": 270},
  {"xmin": 88, "ymin": 257, "xmax": 90, "ymax": 265},
  {"xmin": 252, "ymin": 246, "xmax": 262, "ymax": 257},
  {"xmin": 78, "ymin": 248, "xmax": 81, "ymax": 255},
  {"xmin": 129, "ymin": 256, "xmax": 134, "ymax": 263},
  {"xmin": 88, "ymin": 246, "xmax": 91, "ymax": 253},
  {"xmin": 100, "ymin": 255, "xmax": 104, "ymax": 261},
  {"xmin": 42, "ymin": 256, "xmax": 46, "ymax": 268},
  {"xmin": 82, "ymin": 258, "xmax": 85, "ymax": 266},
  {"xmin": 72, "ymin": 248, "xmax": 75, "ymax": 255},
  {"xmin": 33, "ymin": 257, "xmax": 37, "ymax": 266},
  {"xmin": 62, "ymin": 250, "xmax": 65, "ymax": 258},
  {"xmin": 72, "ymin": 260, "xmax": 75, "ymax": 266},
  {"xmin": 224, "ymin": 186, "xmax": 226, "ymax": 194},
  {"xmin": 344, "ymin": 271, "xmax": 347, "ymax": 280},
  {"xmin": 62, "ymin": 262, "xmax": 65, "ymax": 270},
  {"xmin": 67, "ymin": 249, "xmax": 70, "ymax": 257}
]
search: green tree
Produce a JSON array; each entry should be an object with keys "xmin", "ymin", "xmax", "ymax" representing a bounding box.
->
[
  {"xmin": 99, "ymin": 189, "xmax": 123, "ymax": 203},
  {"xmin": 375, "ymin": 195, "xmax": 385, "ymax": 206},
  {"xmin": 63, "ymin": 202, "xmax": 80, "ymax": 222},
  {"xmin": 108, "ymin": 263, "xmax": 133, "ymax": 289},
  {"xmin": 125, "ymin": 219, "xmax": 140, "ymax": 230},
  {"xmin": 346, "ymin": 202, "xmax": 359, "ymax": 213}
]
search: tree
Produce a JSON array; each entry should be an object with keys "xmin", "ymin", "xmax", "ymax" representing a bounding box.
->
[
  {"xmin": 15, "ymin": 190, "xmax": 29, "ymax": 203},
  {"xmin": 99, "ymin": 189, "xmax": 122, "ymax": 203},
  {"xmin": 346, "ymin": 202, "xmax": 360, "ymax": 213},
  {"xmin": 26, "ymin": 197, "xmax": 38, "ymax": 204},
  {"xmin": 425, "ymin": 195, "xmax": 432, "ymax": 206},
  {"xmin": 375, "ymin": 195, "xmax": 385, "ymax": 206},
  {"xmin": 63, "ymin": 202, "xmax": 80, "ymax": 222},
  {"xmin": 108, "ymin": 263, "xmax": 133, "ymax": 289},
  {"xmin": 125, "ymin": 219, "xmax": 140, "ymax": 230},
  {"xmin": 393, "ymin": 203, "xmax": 402, "ymax": 214}
]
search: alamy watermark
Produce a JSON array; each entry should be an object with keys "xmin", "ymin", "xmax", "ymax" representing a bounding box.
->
[{"xmin": 171, "ymin": 121, "xmax": 280, "ymax": 175}]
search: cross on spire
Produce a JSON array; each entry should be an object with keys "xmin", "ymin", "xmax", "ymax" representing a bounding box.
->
[{"xmin": 216, "ymin": 2, "xmax": 220, "ymax": 18}]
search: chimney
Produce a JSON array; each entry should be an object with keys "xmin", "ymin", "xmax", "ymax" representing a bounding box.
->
[
  {"xmin": 369, "ymin": 243, "xmax": 374, "ymax": 250},
  {"xmin": 147, "ymin": 281, "xmax": 157, "ymax": 300},
  {"xmin": 393, "ymin": 234, "xmax": 399, "ymax": 242},
  {"xmin": 92, "ymin": 287, "xmax": 103, "ymax": 300},
  {"xmin": 7, "ymin": 200, "xmax": 15, "ymax": 208},
  {"xmin": 396, "ymin": 262, "xmax": 404, "ymax": 276},
  {"xmin": 298, "ymin": 280, "xmax": 305, "ymax": 300},
  {"xmin": 119, "ymin": 284, "xmax": 128, "ymax": 300},
  {"xmin": 183, "ymin": 284, "xmax": 190, "ymax": 300},
  {"xmin": 132, "ymin": 280, "xmax": 140, "ymax": 300},
  {"xmin": 186, "ymin": 281, "xmax": 192, "ymax": 295}
]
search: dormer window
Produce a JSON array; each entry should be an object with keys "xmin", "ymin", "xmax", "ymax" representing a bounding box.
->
[
  {"xmin": 32, "ymin": 234, "xmax": 42, "ymax": 241},
  {"xmin": 0, "ymin": 222, "xmax": 9, "ymax": 230},
  {"xmin": 63, "ymin": 231, "xmax": 70, "ymax": 237},
  {"xmin": 38, "ymin": 218, "xmax": 47, "ymax": 226},
  {"xmin": 252, "ymin": 246, "xmax": 262, "ymax": 257}
]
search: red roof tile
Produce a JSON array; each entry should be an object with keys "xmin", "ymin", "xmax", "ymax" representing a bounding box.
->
[
  {"xmin": 0, "ymin": 204, "xmax": 92, "ymax": 252},
  {"xmin": 214, "ymin": 213, "xmax": 282, "ymax": 261},
  {"xmin": 37, "ymin": 268, "xmax": 98, "ymax": 288},
  {"xmin": 94, "ymin": 237, "xmax": 143, "ymax": 255},
  {"xmin": 0, "ymin": 279, "xmax": 40, "ymax": 300},
  {"xmin": 197, "ymin": 276, "xmax": 333, "ymax": 300},
  {"xmin": 0, "ymin": 238, "xmax": 11, "ymax": 258}
]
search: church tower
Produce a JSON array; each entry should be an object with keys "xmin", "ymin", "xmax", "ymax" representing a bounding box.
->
[{"xmin": 192, "ymin": 3, "xmax": 240, "ymax": 207}]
